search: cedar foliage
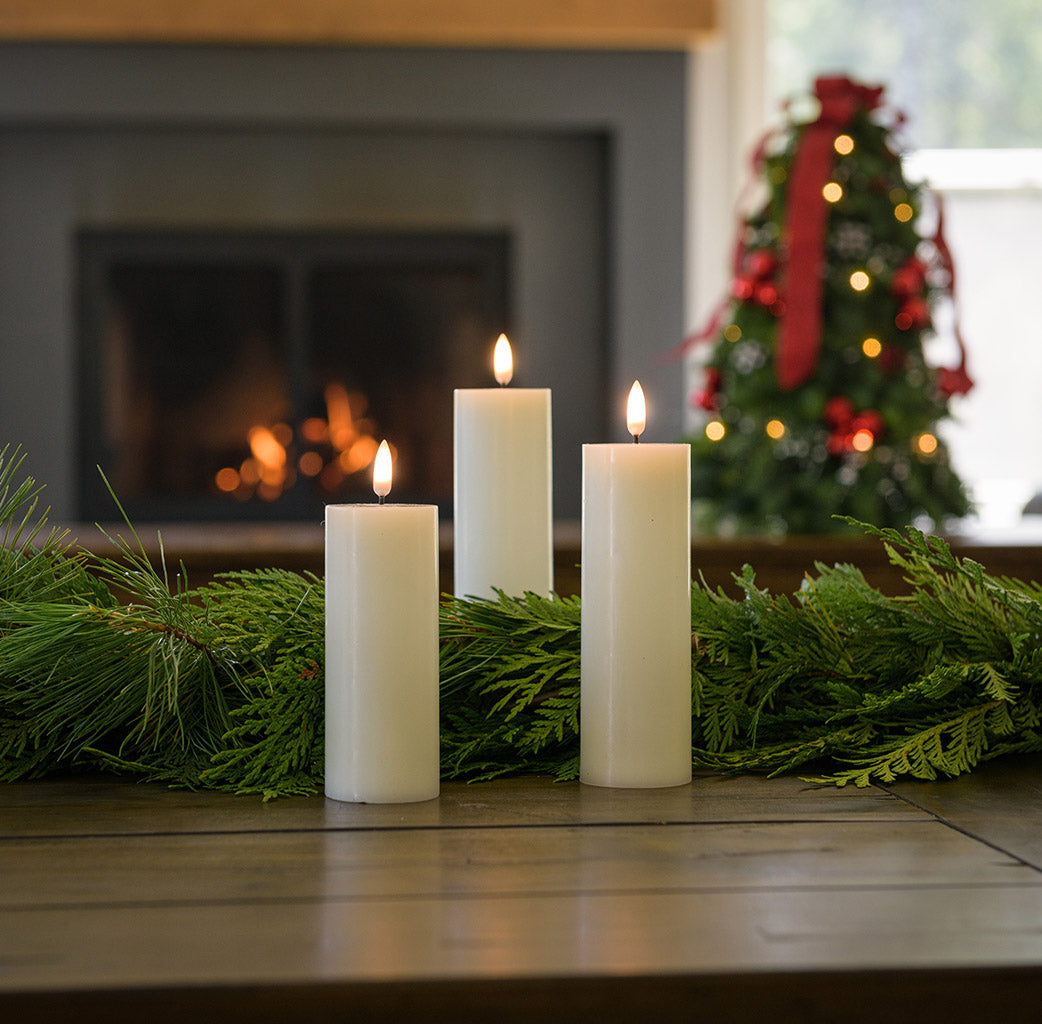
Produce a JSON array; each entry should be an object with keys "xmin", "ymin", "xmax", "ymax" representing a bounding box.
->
[{"xmin": 1, "ymin": 447, "xmax": 1039, "ymax": 797}]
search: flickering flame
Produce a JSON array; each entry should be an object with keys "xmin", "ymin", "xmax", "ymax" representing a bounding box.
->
[
  {"xmin": 248, "ymin": 426, "xmax": 287, "ymax": 470},
  {"xmin": 493, "ymin": 333, "xmax": 513, "ymax": 386},
  {"xmin": 626, "ymin": 380, "xmax": 646, "ymax": 439},
  {"xmin": 217, "ymin": 379, "xmax": 384, "ymax": 503},
  {"xmin": 340, "ymin": 435, "xmax": 380, "ymax": 474},
  {"xmin": 373, "ymin": 439, "xmax": 393, "ymax": 499},
  {"xmin": 325, "ymin": 381, "xmax": 357, "ymax": 450}
]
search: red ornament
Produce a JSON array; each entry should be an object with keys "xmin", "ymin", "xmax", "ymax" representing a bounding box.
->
[
  {"xmin": 890, "ymin": 258, "xmax": 927, "ymax": 298},
  {"xmin": 746, "ymin": 248, "xmax": 778, "ymax": 279},
  {"xmin": 754, "ymin": 281, "xmax": 780, "ymax": 308},
  {"xmin": 731, "ymin": 274, "xmax": 756, "ymax": 301},
  {"xmin": 896, "ymin": 296, "xmax": 931, "ymax": 331},
  {"xmin": 851, "ymin": 409, "xmax": 884, "ymax": 438},
  {"xmin": 824, "ymin": 395, "xmax": 855, "ymax": 429},
  {"xmin": 826, "ymin": 431, "xmax": 848, "ymax": 456},
  {"xmin": 824, "ymin": 399, "xmax": 884, "ymax": 454},
  {"xmin": 731, "ymin": 248, "xmax": 780, "ymax": 307}
]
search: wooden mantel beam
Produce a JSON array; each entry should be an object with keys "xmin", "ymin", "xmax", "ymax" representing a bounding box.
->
[{"xmin": 0, "ymin": 0, "xmax": 720, "ymax": 49}]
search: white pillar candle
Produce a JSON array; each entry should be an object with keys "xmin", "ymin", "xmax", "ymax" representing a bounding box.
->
[
  {"xmin": 580, "ymin": 382, "xmax": 692, "ymax": 788},
  {"xmin": 325, "ymin": 441, "xmax": 440, "ymax": 804},
  {"xmin": 454, "ymin": 334, "xmax": 553, "ymax": 599}
]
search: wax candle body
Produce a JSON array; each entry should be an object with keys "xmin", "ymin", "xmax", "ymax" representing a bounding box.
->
[
  {"xmin": 580, "ymin": 443, "xmax": 692, "ymax": 788},
  {"xmin": 454, "ymin": 387, "xmax": 553, "ymax": 598},
  {"xmin": 325, "ymin": 503, "xmax": 440, "ymax": 803}
]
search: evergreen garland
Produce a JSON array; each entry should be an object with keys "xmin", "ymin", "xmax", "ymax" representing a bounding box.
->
[{"xmin": 1, "ymin": 446, "xmax": 1040, "ymax": 798}]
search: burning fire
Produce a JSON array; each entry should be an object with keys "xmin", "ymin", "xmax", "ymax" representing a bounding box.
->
[{"xmin": 214, "ymin": 382, "xmax": 385, "ymax": 501}]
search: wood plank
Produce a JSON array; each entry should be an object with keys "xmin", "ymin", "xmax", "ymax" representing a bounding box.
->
[
  {"xmin": 0, "ymin": 0, "xmax": 720, "ymax": 49},
  {"xmin": 6, "ymin": 886, "xmax": 1042, "ymax": 995},
  {"xmin": 886, "ymin": 753, "xmax": 1042, "ymax": 870},
  {"xmin": 2, "ymin": 820, "xmax": 1027, "ymax": 911},
  {"xmin": 0, "ymin": 774, "xmax": 930, "ymax": 839}
]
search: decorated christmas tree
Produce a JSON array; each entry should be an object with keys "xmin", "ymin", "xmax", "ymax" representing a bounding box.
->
[{"xmin": 686, "ymin": 75, "xmax": 973, "ymax": 536}]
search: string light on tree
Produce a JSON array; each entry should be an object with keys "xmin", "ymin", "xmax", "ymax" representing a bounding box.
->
[
  {"xmin": 834, "ymin": 134, "xmax": 855, "ymax": 155},
  {"xmin": 851, "ymin": 429, "xmax": 875, "ymax": 453},
  {"xmin": 916, "ymin": 432, "xmax": 939, "ymax": 456}
]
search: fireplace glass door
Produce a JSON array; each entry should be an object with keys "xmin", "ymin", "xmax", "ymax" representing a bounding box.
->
[{"xmin": 77, "ymin": 230, "xmax": 509, "ymax": 521}]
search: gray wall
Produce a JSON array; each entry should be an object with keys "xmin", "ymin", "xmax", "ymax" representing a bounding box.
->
[{"xmin": 0, "ymin": 44, "xmax": 689, "ymax": 520}]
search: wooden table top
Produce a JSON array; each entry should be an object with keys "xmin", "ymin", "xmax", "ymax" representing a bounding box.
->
[{"xmin": 4, "ymin": 759, "xmax": 1042, "ymax": 1022}]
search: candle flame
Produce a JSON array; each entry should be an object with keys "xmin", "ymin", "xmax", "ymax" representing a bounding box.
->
[
  {"xmin": 373, "ymin": 439, "xmax": 393, "ymax": 499},
  {"xmin": 493, "ymin": 333, "xmax": 513, "ymax": 386},
  {"xmin": 626, "ymin": 380, "xmax": 646, "ymax": 439}
]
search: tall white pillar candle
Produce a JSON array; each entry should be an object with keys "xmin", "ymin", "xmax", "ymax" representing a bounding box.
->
[
  {"xmin": 454, "ymin": 334, "xmax": 553, "ymax": 598},
  {"xmin": 325, "ymin": 441, "xmax": 440, "ymax": 804},
  {"xmin": 580, "ymin": 382, "xmax": 692, "ymax": 788}
]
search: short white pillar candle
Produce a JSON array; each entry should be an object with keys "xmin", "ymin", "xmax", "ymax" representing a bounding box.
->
[
  {"xmin": 580, "ymin": 382, "xmax": 692, "ymax": 788},
  {"xmin": 454, "ymin": 334, "xmax": 553, "ymax": 599},
  {"xmin": 324, "ymin": 441, "xmax": 440, "ymax": 804}
]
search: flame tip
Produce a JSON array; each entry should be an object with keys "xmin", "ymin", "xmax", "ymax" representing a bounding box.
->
[
  {"xmin": 626, "ymin": 380, "xmax": 647, "ymax": 438},
  {"xmin": 373, "ymin": 438, "xmax": 393, "ymax": 499},
  {"xmin": 493, "ymin": 333, "xmax": 513, "ymax": 385}
]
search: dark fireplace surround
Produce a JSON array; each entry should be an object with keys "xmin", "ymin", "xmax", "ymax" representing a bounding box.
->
[
  {"xmin": 78, "ymin": 227, "xmax": 510, "ymax": 520},
  {"xmin": 0, "ymin": 43, "xmax": 688, "ymax": 522}
]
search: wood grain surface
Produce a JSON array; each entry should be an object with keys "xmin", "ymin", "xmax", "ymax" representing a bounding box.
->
[{"xmin": 3, "ymin": 760, "xmax": 1042, "ymax": 1022}]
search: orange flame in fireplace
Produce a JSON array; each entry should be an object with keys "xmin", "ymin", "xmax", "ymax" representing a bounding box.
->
[{"xmin": 214, "ymin": 382, "xmax": 382, "ymax": 502}]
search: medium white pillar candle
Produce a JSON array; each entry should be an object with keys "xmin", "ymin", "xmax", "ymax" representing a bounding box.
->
[
  {"xmin": 325, "ymin": 441, "xmax": 440, "ymax": 804},
  {"xmin": 581, "ymin": 382, "xmax": 692, "ymax": 789},
  {"xmin": 454, "ymin": 334, "xmax": 553, "ymax": 599}
]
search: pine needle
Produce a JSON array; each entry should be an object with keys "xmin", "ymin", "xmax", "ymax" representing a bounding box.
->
[{"xmin": 2, "ymin": 451, "xmax": 1042, "ymax": 796}]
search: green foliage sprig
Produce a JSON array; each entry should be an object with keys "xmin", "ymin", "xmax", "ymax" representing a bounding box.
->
[{"xmin": 1, "ymin": 447, "xmax": 1040, "ymax": 798}]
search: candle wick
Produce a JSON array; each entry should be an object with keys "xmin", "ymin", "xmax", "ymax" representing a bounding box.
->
[
  {"xmin": 378, "ymin": 495, "xmax": 386, "ymax": 506},
  {"xmin": 632, "ymin": 434, "xmax": 640, "ymax": 444}
]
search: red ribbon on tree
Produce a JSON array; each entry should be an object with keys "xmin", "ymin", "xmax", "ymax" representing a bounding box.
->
[
  {"xmin": 776, "ymin": 76, "xmax": 884, "ymax": 391},
  {"xmin": 931, "ymin": 197, "xmax": 974, "ymax": 396}
]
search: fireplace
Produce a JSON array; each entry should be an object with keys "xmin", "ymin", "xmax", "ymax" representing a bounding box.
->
[
  {"xmin": 0, "ymin": 43, "xmax": 688, "ymax": 524},
  {"xmin": 77, "ymin": 229, "xmax": 509, "ymax": 520}
]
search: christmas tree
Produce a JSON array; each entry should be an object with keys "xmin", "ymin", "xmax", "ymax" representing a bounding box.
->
[{"xmin": 686, "ymin": 75, "xmax": 973, "ymax": 536}]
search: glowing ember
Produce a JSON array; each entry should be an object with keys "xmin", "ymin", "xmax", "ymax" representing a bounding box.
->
[{"xmin": 216, "ymin": 380, "xmax": 384, "ymax": 501}]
